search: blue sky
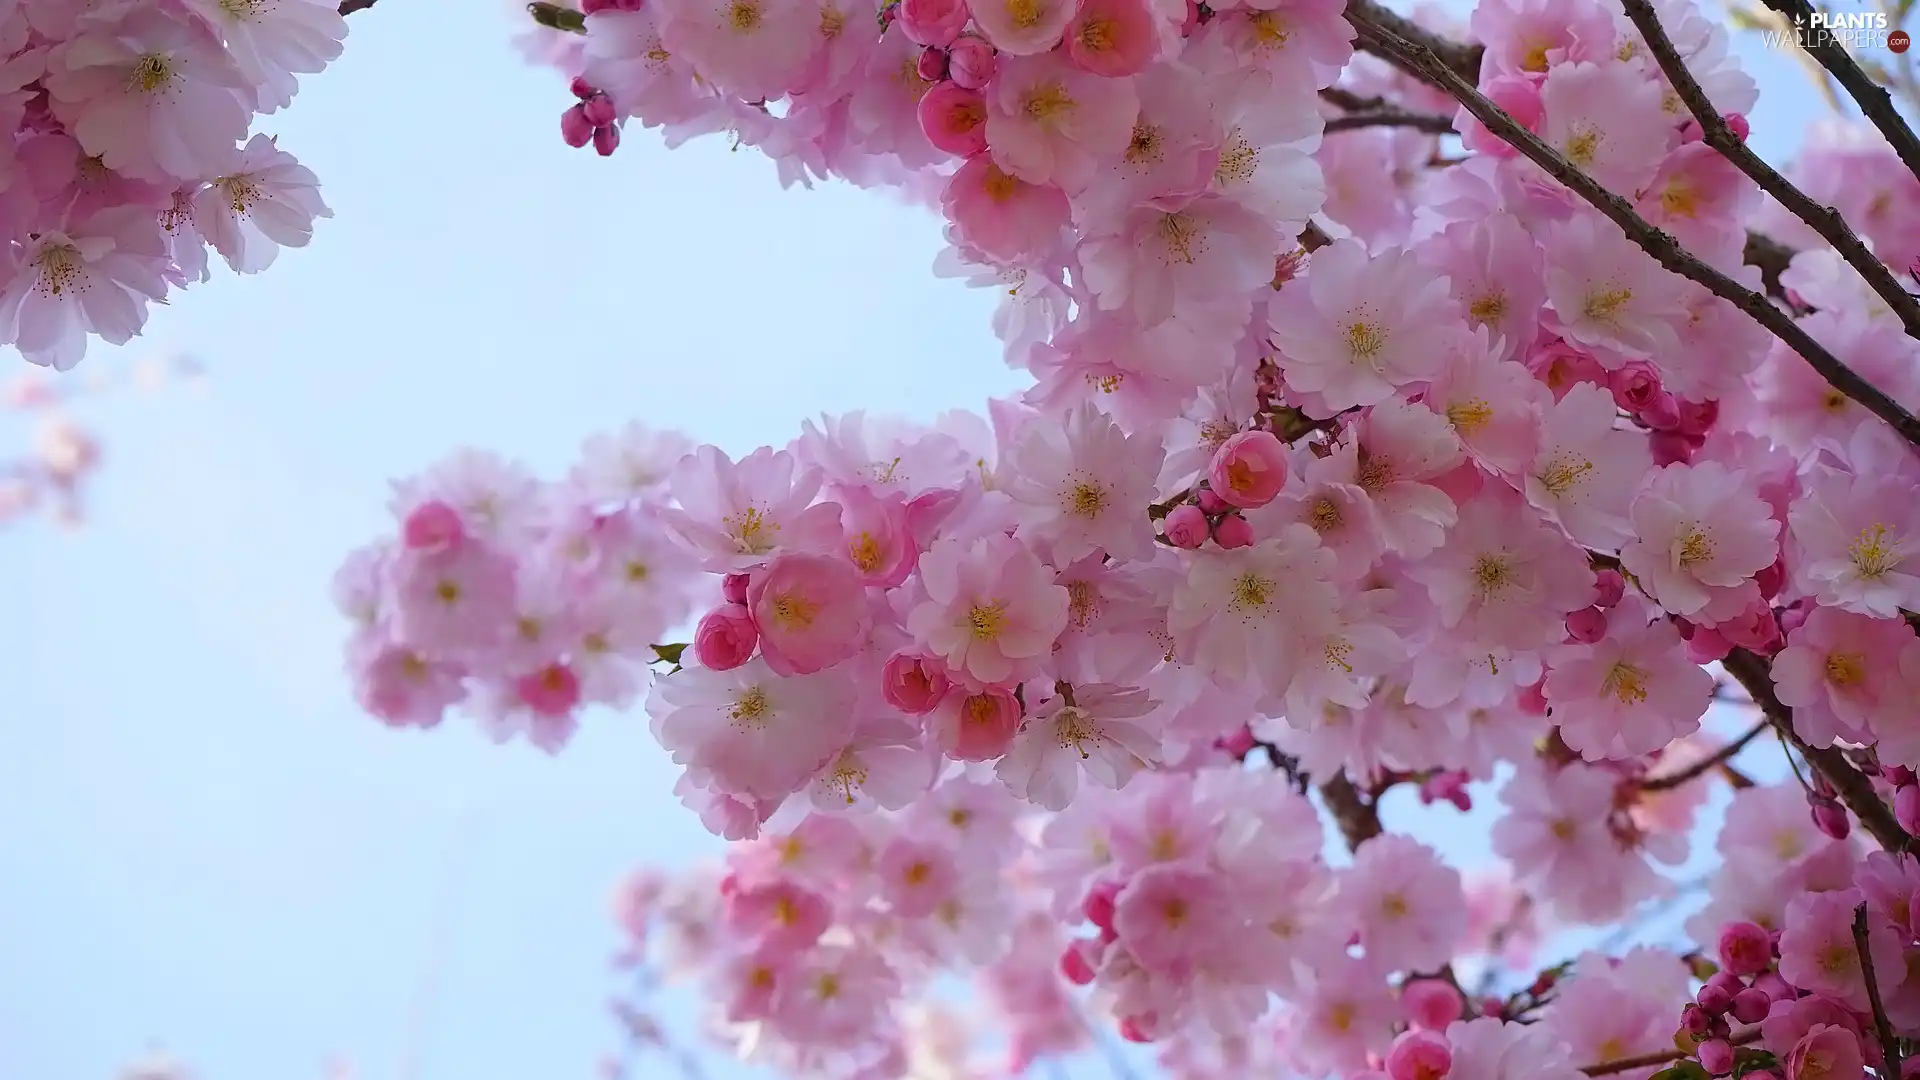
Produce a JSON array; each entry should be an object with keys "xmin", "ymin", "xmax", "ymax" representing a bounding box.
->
[{"xmin": 0, "ymin": 5, "xmax": 1835, "ymax": 1080}]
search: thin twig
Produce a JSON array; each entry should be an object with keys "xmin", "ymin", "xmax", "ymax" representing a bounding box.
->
[
  {"xmin": 1325, "ymin": 109, "xmax": 1456, "ymax": 133},
  {"xmin": 1345, "ymin": 9, "xmax": 1920, "ymax": 450},
  {"xmin": 1579, "ymin": 1026, "xmax": 1761, "ymax": 1076},
  {"xmin": 1640, "ymin": 721, "xmax": 1770, "ymax": 791},
  {"xmin": 1621, "ymin": 0, "xmax": 1920, "ymax": 346},
  {"xmin": 1321, "ymin": 87, "xmax": 1390, "ymax": 112},
  {"xmin": 337, "ymin": 0, "xmax": 378, "ymax": 12},
  {"xmin": 1721, "ymin": 649, "xmax": 1913, "ymax": 852},
  {"xmin": 1759, "ymin": 0, "xmax": 1920, "ymax": 184},
  {"xmin": 1854, "ymin": 903, "xmax": 1905, "ymax": 1076}
]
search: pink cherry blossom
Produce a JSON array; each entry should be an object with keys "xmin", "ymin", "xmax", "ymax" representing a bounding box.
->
[{"xmin": 906, "ymin": 531, "xmax": 1070, "ymax": 685}]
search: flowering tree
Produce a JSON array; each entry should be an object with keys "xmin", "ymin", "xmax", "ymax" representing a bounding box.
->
[{"xmin": 327, "ymin": 0, "xmax": 1920, "ymax": 1079}]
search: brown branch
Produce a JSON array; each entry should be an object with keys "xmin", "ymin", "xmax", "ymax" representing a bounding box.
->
[
  {"xmin": 1579, "ymin": 1027, "xmax": 1761, "ymax": 1077},
  {"xmin": 338, "ymin": 0, "xmax": 377, "ymax": 11},
  {"xmin": 1320, "ymin": 772, "xmax": 1384, "ymax": 851},
  {"xmin": 1321, "ymin": 87, "xmax": 1391, "ymax": 112},
  {"xmin": 1346, "ymin": 9, "xmax": 1920, "ymax": 450},
  {"xmin": 1854, "ymin": 902, "xmax": 1904, "ymax": 1077},
  {"xmin": 1743, "ymin": 231, "xmax": 1797, "ymax": 301},
  {"xmin": 1344, "ymin": 0, "xmax": 1483, "ymax": 87},
  {"xmin": 1721, "ymin": 648, "xmax": 1912, "ymax": 852},
  {"xmin": 1326, "ymin": 109, "xmax": 1456, "ymax": 134},
  {"xmin": 1758, "ymin": 0, "xmax": 1920, "ymax": 185},
  {"xmin": 1640, "ymin": 721, "xmax": 1770, "ymax": 791},
  {"xmin": 1621, "ymin": 0, "xmax": 1920, "ymax": 346}
]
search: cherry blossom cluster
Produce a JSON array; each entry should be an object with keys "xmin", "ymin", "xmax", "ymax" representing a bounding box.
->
[
  {"xmin": 332, "ymin": 0, "xmax": 1920, "ymax": 1074},
  {"xmin": 600, "ymin": 770, "xmax": 1619, "ymax": 1079},
  {"xmin": 2, "ymin": 350, "xmax": 196, "ymax": 528},
  {"xmin": 0, "ymin": 0, "xmax": 345, "ymax": 373}
]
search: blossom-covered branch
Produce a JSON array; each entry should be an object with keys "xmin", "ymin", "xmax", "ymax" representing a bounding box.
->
[
  {"xmin": 1347, "ymin": 5, "xmax": 1920, "ymax": 450},
  {"xmin": 1620, "ymin": 0, "xmax": 1920, "ymax": 349},
  {"xmin": 341, "ymin": 0, "xmax": 1920, "ymax": 1077}
]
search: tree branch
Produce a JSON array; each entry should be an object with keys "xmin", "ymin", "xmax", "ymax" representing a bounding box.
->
[
  {"xmin": 1758, "ymin": 0, "xmax": 1920, "ymax": 185},
  {"xmin": 338, "ymin": 0, "xmax": 378, "ymax": 12},
  {"xmin": 1720, "ymin": 648, "xmax": 1912, "ymax": 852},
  {"xmin": 1345, "ymin": 8, "xmax": 1920, "ymax": 450},
  {"xmin": 1620, "ymin": 0, "xmax": 1920, "ymax": 346},
  {"xmin": 1854, "ymin": 902, "xmax": 1904, "ymax": 1077},
  {"xmin": 1344, "ymin": 0, "xmax": 1483, "ymax": 86},
  {"xmin": 1325, "ymin": 108, "xmax": 1457, "ymax": 134},
  {"xmin": 1640, "ymin": 721, "xmax": 1770, "ymax": 791}
]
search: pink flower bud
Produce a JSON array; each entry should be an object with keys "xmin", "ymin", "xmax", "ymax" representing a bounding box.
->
[
  {"xmin": 1402, "ymin": 977, "xmax": 1464, "ymax": 1030},
  {"xmin": 899, "ymin": 0, "xmax": 969, "ymax": 46},
  {"xmin": 1639, "ymin": 390, "xmax": 1682, "ymax": 430},
  {"xmin": 1609, "ymin": 361, "xmax": 1663, "ymax": 413},
  {"xmin": 1697, "ymin": 979, "xmax": 1735, "ymax": 1015},
  {"xmin": 1196, "ymin": 487, "xmax": 1229, "ymax": 515},
  {"xmin": 1897, "ymin": 783, "xmax": 1920, "ymax": 835},
  {"xmin": 1117, "ymin": 1015, "xmax": 1155, "ymax": 1043},
  {"xmin": 1592, "ymin": 568, "xmax": 1626, "ymax": 608},
  {"xmin": 570, "ymin": 76, "xmax": 598, "ymax": 99},
  {"xmin": 592, "ymin": 123, "xmax": 621, "ymax": 157},
  {"xmin": 583, "ymin": 94, "xmax": 617, "ymax": 126},
  {"xmin": 1677, "ymin": 398, "xmax": 1720, "ymax": 436},
  {"xmin": 1685, "ymin": 624, "xmax": 1732, "ymax": 664},
  {"xmin": 917, "ymin": 81, "xmax": 988, "ymax": 157},
  {"xmin": 1207, "ymin": 429, "xmax": 1289, "ymax": 508},
  {"xmin": 1650, "ymin": 429, "xmax": 1696, "ymax": 467},
  {"xmin": 917, "ymin": 45, "xmax": 949, "ymax": 81},
  {"xmin": 693, "ymin": 603, "xmax": 758, "ymax": 670},
  {"xmin": 402, "ymin": 499, "xmax": 466, "ymax": 552},
  {"xmin": 882, "ymin": 651, "xmax": 950, "ymax": 714},
  {"xmin": 722, "ymin": 573, "xmax": 750, "ymax": 605},
  {"xmin": 1059, "ymin": 941, "xmax": 1098, "ymax": 985},
  {"xmin": 946, "ymin": 34, "xmax": 997, "ymax": 89},
  {"xmin": 1718, "ymin": 921, "xmax": 1772, "ymax": 976},
  {"xmin": 1731, "ymin": 987, "xmax": 1771, "ymax": 1024},
  {"xmin": 1213, "ymin": 513, "xmax": 1255, "ymax": 549},
  {"xmin": 514, "ymin": 662, "xmax": 582, "ymax": 718},
  {"xmin": 1565, "ymin": 606, "xmax": 1608, "ymax": 644},
  {"xmin": 1699, "ymin": 1038, "xmax": 1734, "ymax": 1076},
  {"xmin": 1682, "ymin": 1003, "xmax": 1713, "ymax": 1036},
  {"xmin": 1725, "ymin": 113, "xmax": 1750, "ymax": 141},
  {"xmin": 1385, "ymin": 1031, "xmax": 1452, "ymax": 1080},
  {"xmin": 1163, "ymin": 503, "xmax": 1209, "ymax": 549},
  {"xmin": 561, "ymin": 103, "xmax": 594, "ymax": 147},
  {"xmin": 1810, "ymin": 797, "xmax": 1851, "ymax": 841}
]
